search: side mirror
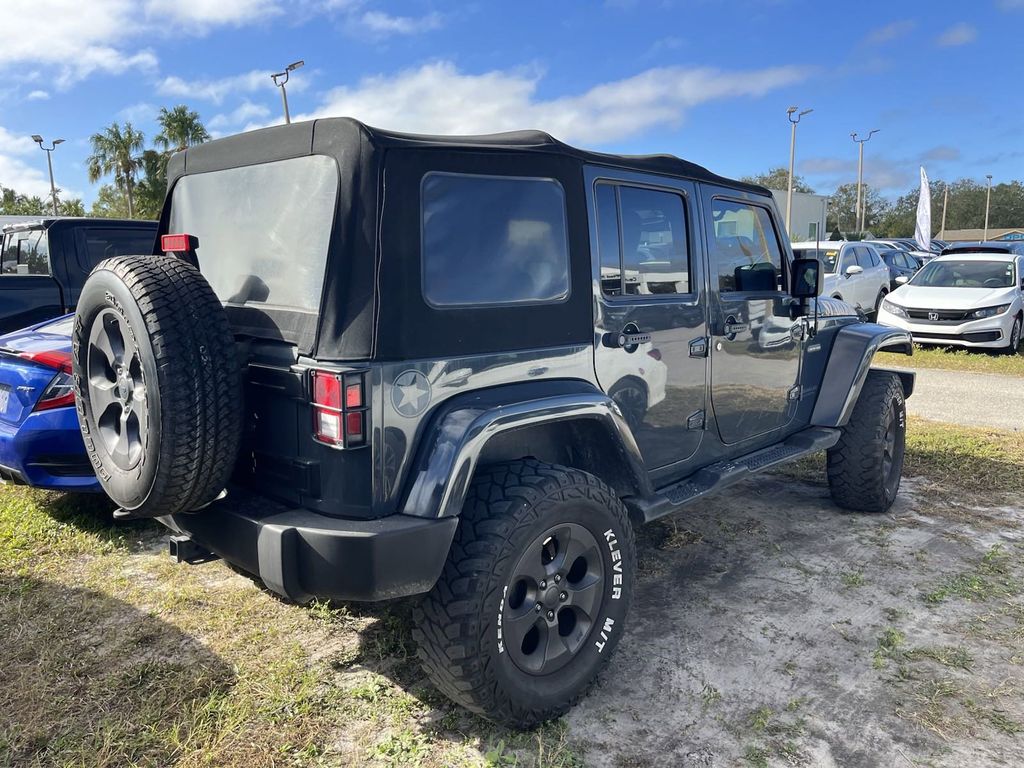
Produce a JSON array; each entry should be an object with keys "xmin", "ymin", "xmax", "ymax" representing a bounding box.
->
[
  {"xmin": 791, "ymin": 258, "xmax": 823, "ymax": 299},
  {"xmin": 845, "ymin": 264, "xmax": 864, "ymax": 277},
  {"xmin": 895, "ymin": 275, "xmax": 910, "ymax": 285}
]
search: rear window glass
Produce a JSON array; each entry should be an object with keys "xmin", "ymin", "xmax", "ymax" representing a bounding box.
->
[
  {"xmin": 169, "ymin": 155, "xmax": 338, "ymax": 314},
  {"xmin": 421, "ymin": 173, "xmax": 570, "ymax": 307},
  {"xmin": 80, "ymin": 228, "xmax": 156, "ymax": 269}
]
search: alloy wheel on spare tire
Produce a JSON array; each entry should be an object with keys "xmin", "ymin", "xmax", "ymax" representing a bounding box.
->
[
  {"xmin": 72, "ymin": 254, "xmax": 242, "ymax": 518},
  {"xmin": 413, "ymin": 459, "xmax": 636, "ymax": 728}
]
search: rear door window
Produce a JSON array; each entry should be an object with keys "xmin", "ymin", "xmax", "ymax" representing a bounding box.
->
[
  {"xmin": 598, "ymin": 182, "xmax": 691, "ymax": 296},
  {"xmin": 421, "ymin": 173, "xmax": 570, "ymax": 307}
]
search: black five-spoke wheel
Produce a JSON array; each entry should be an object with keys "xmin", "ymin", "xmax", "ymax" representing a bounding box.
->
[
  {"xmin": 502, "ymin": 522, "xmax": 604, "ymax": 676},
  {"xmin": 86, "ymin": 309, "xmax": 148, "ymax": 471}
]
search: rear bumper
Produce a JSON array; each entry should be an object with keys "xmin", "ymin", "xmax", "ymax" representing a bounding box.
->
[
  {"xmin": 161, "ymin": 490, "xmax": 458, "ymax": 603},
  {"xmin": 0, "ymin": 406, "xmax": 100, "ymax": 491}
]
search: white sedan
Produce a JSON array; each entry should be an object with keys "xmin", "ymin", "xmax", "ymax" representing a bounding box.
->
[{"xmin": 877, "ymin": 250, "xmax": 1024, "ymax": 353}]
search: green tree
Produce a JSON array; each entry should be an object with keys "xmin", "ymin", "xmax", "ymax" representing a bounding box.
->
[
  {"xmin": 740, "ymin": 166, "xmax": 815, "ymax": 193},
  {"xmin": 134, "ymin": 150, "xmax": 168, "ymax": 220},
  {"xmin": 826, "ymin": 182, "xmax": 888, "ymax": 236},
  {"xmin": 154, "ymin": 105, "xmax": 210, "ymax": 154},
  {"xmin": 89, "ymin": 184, "xmax": 132, "ymax": 219},
  {"xmin": 0, "ymin": 185, "xmax": 84, "ymax": 216},
  {"xmin": 86, "ymin": 122, "xmax": 145, "ymax": 218}
]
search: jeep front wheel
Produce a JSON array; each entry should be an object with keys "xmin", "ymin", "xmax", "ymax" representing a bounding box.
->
[
  {"xmin": 826, "ymin": 370, "xmax": 906, "ymax": 513},
  {"xmin": 413, "ymin": 459, "xmax": 635, "ymax": 727}
]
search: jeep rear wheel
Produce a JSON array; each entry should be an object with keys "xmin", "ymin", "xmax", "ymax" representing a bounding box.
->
[
  {"xmin": 826, "ymin": 370, "xmax": 906, "ymax": 513},
  {"xmin": 72, "ymin": 254, "xmax": 242, "ymax": 518},
  {"xmin": 413, "ymin": 459, "xmax": 635, "ymax": 727}
]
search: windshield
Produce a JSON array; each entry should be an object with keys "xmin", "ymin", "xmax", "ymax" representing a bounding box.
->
[
  {"xmin": 911, "ymin": 259, "xmax": 1016, "ymax": 288},
  {"xmin": 793, "ymin": 247, "xmax": 839, "ymax": 273}
]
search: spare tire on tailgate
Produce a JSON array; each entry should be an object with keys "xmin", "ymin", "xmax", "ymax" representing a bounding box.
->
[{"xmin": 72, "ymin": 254, "xmax": 242, "ymax": 518}]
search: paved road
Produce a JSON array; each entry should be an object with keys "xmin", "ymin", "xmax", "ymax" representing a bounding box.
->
[{"xmin": 903, "ymin": 368, "xmax": 1024, "ymax": 431}]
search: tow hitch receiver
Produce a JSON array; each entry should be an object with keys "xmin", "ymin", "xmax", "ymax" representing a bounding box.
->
[{"xmin": 169, "ymin": 534, "xmax": 219, "ymax": 565}]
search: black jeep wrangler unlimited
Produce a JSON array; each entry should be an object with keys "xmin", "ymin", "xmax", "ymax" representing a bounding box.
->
[{"xmin": 71, "ymin": 118, "xmax": 913, "ymax": 727}]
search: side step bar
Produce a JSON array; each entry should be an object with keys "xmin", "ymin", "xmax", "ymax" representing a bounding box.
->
[{"xmin": 630, "ymin": 426, "xmax": 841, "ymax": 524}]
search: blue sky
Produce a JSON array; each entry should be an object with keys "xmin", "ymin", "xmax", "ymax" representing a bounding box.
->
[{"xmin": 2, "ymin": 0, "xmax": 1022, "ymax": 206}]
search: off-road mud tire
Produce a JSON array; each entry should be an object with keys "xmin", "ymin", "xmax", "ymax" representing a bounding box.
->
[
  {"xmin": 827, "ymin": 370, "xmax": 906, "ymax": 513},
  {"xmin": 413, "ymin": 459, "xmax": 635, "ymax": 728},
  {"xmin": 72, "ymin": 254, "xmax": 241, "ymax": 518}
]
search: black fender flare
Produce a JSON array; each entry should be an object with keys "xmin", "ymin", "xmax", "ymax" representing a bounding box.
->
[
  {"xmin": 399, "ymin": 380, "xmax": 650, "ymax": 519},
  {"xmin": 811, "ymin": 323, "xmax": 914, "ymax": 428}
]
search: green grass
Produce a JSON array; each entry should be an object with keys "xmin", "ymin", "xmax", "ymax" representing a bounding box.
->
[
  {"xmin": 781, "ymin": 418, "xmax": 1024, "ymax": 499},
  {"xmin": 0, "ymin": 484, "xmax": 586, "ymax": 767},
  {"xmin": 878, "ymin": 344, "xmax": 1024, "ymax": 376}
]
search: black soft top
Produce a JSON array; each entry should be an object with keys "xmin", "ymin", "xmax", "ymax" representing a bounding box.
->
[
  {"xmin": 164, "ymin": 117, "xmax": 769, "ymax": 361},
  {"xmin": 169, "ymin": 116, "xmax": 767, "ymax": 195}
]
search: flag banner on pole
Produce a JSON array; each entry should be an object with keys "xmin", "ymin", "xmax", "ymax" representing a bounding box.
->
[{"xmin": 915, "ymin": 166, "xmax": 931, "ymax": 252}]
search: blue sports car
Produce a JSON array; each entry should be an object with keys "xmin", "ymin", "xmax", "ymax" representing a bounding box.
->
[{"xmin": 0, "ymin": 313, "xmax": 100, "ymax": 491}]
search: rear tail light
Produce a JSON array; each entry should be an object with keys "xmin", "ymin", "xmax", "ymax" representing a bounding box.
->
[
  {"xmin": 646, "ymin": 348, "xmax": 662, "ymax": 362},
  {"xmin": 311, "ymin": 370, "xmax": 368, "ymax": 448},
  {"xmin": 17, "ymin": 349, "xmax": 76, "ymax": 411},
  {"xmin": 161, "ymin": 233, "xmax": 197, "ymax": 254}
]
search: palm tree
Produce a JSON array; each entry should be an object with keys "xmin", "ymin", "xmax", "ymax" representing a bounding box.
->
[
  {"xmin": 87, "ymin": 122, "xmax": 145, "ymax": 218},
  {"xmin": 154, "ymin": 105, "xmax": 210, "ymax": 154}
]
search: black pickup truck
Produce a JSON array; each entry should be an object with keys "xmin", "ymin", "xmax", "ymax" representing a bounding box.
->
[{"xmin": 0, "ymin": 218, "xmax": 157, "ymax": 334}]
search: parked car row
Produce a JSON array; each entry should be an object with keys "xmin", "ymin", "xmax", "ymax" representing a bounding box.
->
[
  {"xmin": 1, "ymin": 217, "xmax": 157, "ymax": 490},
  {"xmin": 877, "ymin": 242, "xmax": 1024, "ymax": 353}
]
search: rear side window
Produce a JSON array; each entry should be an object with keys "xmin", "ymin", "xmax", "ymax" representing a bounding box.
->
[
  {"xmin": 1, "ymin": 229, "xmax": 49, "ymax": 275},
  {"xmin": 169, "ymin": 155, "xmax": 338, "ymax": 313},
  {"xmin": 421, "ymin": 173, "xmax": 570, "ymax": 307},
  {"xmin": 597, "ymin": 182, "xmax": 691, "ymax": 297},
  {"xmin": 711, "ymin": 200, "xmax": 784, "ymax": 292},
  {"xmin": 79, "ymin": 228, "xmax": 156, "ymax": 270}
]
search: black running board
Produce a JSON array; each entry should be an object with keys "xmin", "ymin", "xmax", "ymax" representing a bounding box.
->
[{"xmin": 631, "ymin": 426, "xmax": 841, "ymax": 524}]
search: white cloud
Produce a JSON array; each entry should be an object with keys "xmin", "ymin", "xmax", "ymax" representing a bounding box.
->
[
  {"xmin": 296, "ymin": 61, "xmax": 810, "ymax": 145},
  {"xmin": 357, "ymin": 10, "xmax": 443, "ymax": 36},
  {"xmin": 0, "ymin": 0, "xmax": 284, "ymax": 87},
  {"xmin": 997, "ymin": 0, "xmax": 1024, "ymax": 9},
  {"xmin": 0, "ymin": 126, "xmax": 61, "ymax": 198},
  {"xmin": 144, "ymin": 0, "xmax": 281, "ymax": 26},
  {"xmin": 209, "ymin": 100, "xmax": 272, "ymax": 131},
  {"xmin": 158, "ymin": 70, "xmax": 282, "ymax": 104},
  {"xmin": 864, "ymin": 20, "xmax": 915, "ymax": 45},
  {"xmin": 117, "ymin": 102, "xmax": 160, "ymax": 125},
  {"xmin": 26, "ymin": 90, "xmax": 50, "ymax": 101},
  {"xmin": 936, "ymin": 22, "xmax": 977, "ymax": 47}
]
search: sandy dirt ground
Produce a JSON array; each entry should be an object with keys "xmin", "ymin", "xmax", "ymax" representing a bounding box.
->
[{"xmin": 565, "ymin": 472, "xmax": 1024, "ymax": 768}]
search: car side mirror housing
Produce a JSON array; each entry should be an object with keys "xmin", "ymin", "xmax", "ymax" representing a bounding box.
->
[
  {"xmin": 895, "ymin": 275, "xmax": 910, "ymax": 285},
  {"xmin": 845, "ymin": 264, "xmax": 864, "ymax": 277},
  {"xmin": 791, "ymin": 258, "xmax": 823, "ymax": 299}
]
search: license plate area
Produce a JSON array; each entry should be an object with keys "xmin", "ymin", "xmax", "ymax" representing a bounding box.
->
[{"xmin": 0, "ymin": 385, "xmax": 10, "ymax": 415}]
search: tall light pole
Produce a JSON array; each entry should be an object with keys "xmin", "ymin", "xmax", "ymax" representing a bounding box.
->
[
  {"xmin": 984, "ymin": 174, "xmax": 993, "ymax": 241},
  {"xmin": 939, "ymin": 185, "xmax": 949, "ymax": 241},
  {"xmin": 851, "ymin": 129, "xmax": 880, "ymax": 234},
  {"xmin": 785, "ymin": 106, "xmax": 813, "ymax": 236},
  {"xmin": 31, "ymin": 135, "xmax": 65, "ymax": 216},
  {"xmin": 271, "ymin": 60, "xmax": 304, "ymax": 125}
]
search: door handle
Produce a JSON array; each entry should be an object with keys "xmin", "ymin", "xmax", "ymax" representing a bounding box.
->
[
  {"xmin": 722, "ymin": 317, "xmax": 747, "ymax": 337},
  {"xmin": 602, "ymin": 331, "xmax": 652, "ymax": 350}
]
